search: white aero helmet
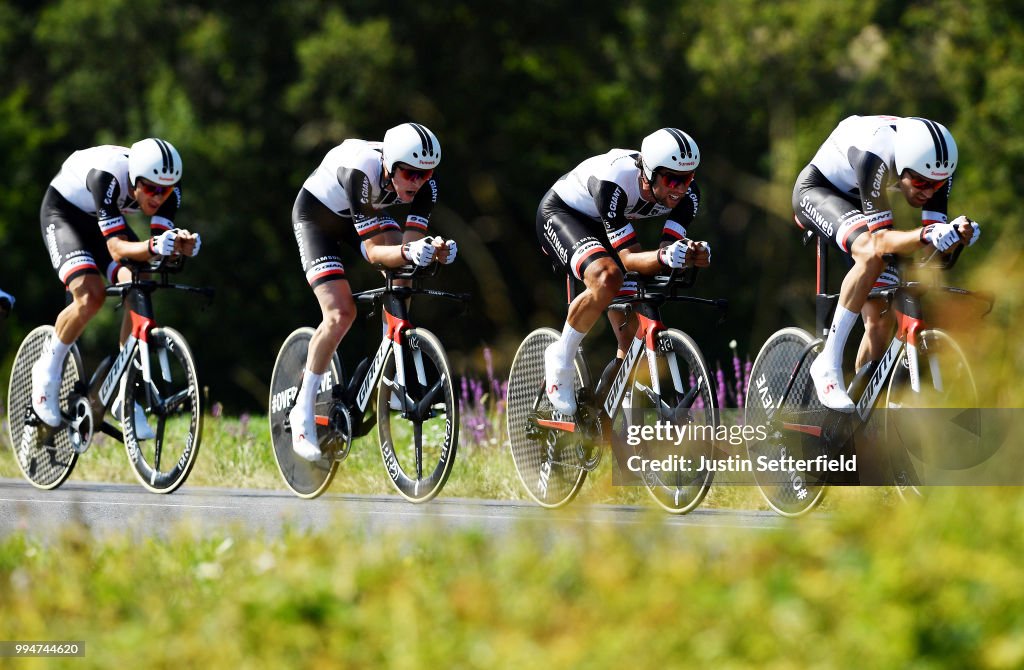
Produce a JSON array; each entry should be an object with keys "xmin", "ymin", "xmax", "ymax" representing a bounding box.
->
[
  {"xmin": 129, "ymin": 138, "xmax": 182, "ymax": 186},
  {"xmin": 640, "ymin": 128, "xmax": 700, "ymax": 180},
  {"xmin": 894, "ymin": 117, "xmax": 957, "ymax": 180},
  {"xmin": 382, "ymin": 123, "xmax": 441, "ymax": 172}
]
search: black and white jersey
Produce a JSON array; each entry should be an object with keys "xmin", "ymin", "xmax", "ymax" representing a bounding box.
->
[
  {"xmin": 49, "ymin": 145, "xmax": 179, "ymax": 238},
  {"xmin": 550, "ymin": 148, "xmax": 699, "ymax": 250},
  {"xmin": 810, "ymin": 115, "xmax": 949, "ymax": 228},
  {"xmin": 301, "ymin": 139, "xmax": 437, "ymax": 239}
]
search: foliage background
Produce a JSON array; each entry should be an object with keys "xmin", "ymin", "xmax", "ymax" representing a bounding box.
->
[{"xmin": 1, "ymin": 0, "xmax": 1021, "ymax": 411}]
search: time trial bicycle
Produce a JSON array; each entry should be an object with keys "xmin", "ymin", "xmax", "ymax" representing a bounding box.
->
[
  {"xmin": 7, "ymin": 256, "xmax": 212, "ymax": 493},
  {"xmin": 269, "ymin": 264, "xmax": 469, "ymax": 502},
  {"xmin": 745, "ymin": 228, "xmax": 993, "ymax": 516},
  {"xmin": 507, "ymin": 269, "xmax": 727, "ymax": 512}
]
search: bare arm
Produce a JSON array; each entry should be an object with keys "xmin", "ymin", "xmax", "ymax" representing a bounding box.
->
[
  {"xmin": 363, "ymin": 233, "xmax": 416, "ymax": 267},
  {"xmin": 106, "ymin": 235, "xmax": 158, "ymax": 263},
  {"xmin": 870, "ymin": 228, "xmax": 927, "ymax": 256},
  {"xmin": 617, "ymin": 244, "xmax": 664, "ymax": 275}
]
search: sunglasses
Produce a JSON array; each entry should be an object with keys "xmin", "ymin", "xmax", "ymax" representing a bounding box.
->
[
  {"xmin": 136, "ymin": 180, "xmax": 174, "ymax": 196},
  {"xmin": 657, "ymin": 170, "xmax": 694, "ymax": 190},
  {"xmin": 905, "ymin": 171, "xmax": 947, "ymax": 191},
  {"xmin": 394, "ymin": 164, "xmax": 434, "ymax": 182}
]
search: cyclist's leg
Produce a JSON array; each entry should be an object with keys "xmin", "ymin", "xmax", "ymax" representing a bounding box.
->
[
  {"xmin": 34, "ymin": 190, "xmax": 107, "ymax": 425},
  {"xmin": 536, "ymin": 190, "xmax": 621, "ymax": 414},
  {"xmin": 856, "ymin": 296, "xmax": 896, "ymax": 372},
  {"xmin": 606, "ymin": 309, "xmax": 636, "ymax": 359},
  {"xmin": 605, "ymin": 276, "xmax": 639, "ymax": 357},
  {"xmin": 793, "ymin": 165, "xmax": 877, "ymax": 411},
  {"xmin": 290, "ymin": 189, "xmax": 357, "ymax": 460}
]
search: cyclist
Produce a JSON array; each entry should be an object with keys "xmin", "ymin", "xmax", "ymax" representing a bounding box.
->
[
  {"xmin": 31, "ymin": 139, "xmax": 201, "ymax": 437},
  {"xmin": 288, "ymin": 122, "xmax": 457, "ymax": 461},
  {"xmin": 538, "ymin": 127, "xmax": 712, "ymax": 415},
  {"xmin": 795, "ymin": 115, "xmax": 981, "ymax": 411}
]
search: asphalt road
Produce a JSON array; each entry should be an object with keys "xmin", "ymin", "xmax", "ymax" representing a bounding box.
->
[{"xmin": 0, "ymin": 477, "xmax": 790, "ymax": 540}]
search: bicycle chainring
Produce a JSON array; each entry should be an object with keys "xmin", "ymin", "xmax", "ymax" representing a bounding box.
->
[{"xmin": 324, "ymin": 402, "xmax": 354, "ymax": 462}]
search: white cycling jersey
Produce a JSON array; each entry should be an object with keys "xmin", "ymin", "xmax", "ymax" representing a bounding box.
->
[
  {"xmin": 301, "ymin": 139, "xmax": 435, "ymax": 237},
  {"xmin": 551, "ymin": 148, "xmax": 697, "ymax": 243},
  {"xmin": 810, "ymin": 115, "xmax": 899, "ymax": 195},
  {"xmin": 807, "ymin": 114, "xmax": 949, "ymax": 229},
  {"xmin": 49, "ymin": 145, "xmax": 177, "ymax": 235}
]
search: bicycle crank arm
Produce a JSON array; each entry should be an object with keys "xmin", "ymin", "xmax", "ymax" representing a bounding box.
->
[
  {"xmin": 97, "ymin": 420, "xmax": 124, "ymax": 442},
  {"xmin": 526, "ymin": 410, "xmax": 577, "ymax": 436}
]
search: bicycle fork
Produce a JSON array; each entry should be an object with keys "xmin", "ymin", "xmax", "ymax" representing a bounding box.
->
[{"xmin": 364, "ymin": 304, "xmax": 439, "ymax": 421}]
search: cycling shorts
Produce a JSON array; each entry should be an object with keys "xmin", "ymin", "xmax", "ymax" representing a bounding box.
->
[
  {"xmin": 536, "ymin": 189, "xmax": 625, "ymax": 281},
  {"xmin": 40, "ymin": 186, "xmax": 132, "ymax": 286},
  {"xmin": 793, "ymin": 164, "xmax": 893, "ymax": 254},
  {"xmin": 291, "ymin": 188, "xmax": 400, "ymax": 288}
]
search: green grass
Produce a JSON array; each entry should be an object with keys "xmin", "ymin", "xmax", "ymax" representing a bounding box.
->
[
  {"xmin": 0, "ymin": 411, "xmax": 802, "ymax": 512},
  {"xmin": 1, "ymin": 487, "xmax": 1023, "ymax": 668},
  {"xmin": 0, "ymin": 411, "xmax": 883, "ymax": 515}
]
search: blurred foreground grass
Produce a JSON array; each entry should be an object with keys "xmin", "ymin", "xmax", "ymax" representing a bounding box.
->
[{"xmin": 1, "ymin": 486, "xmax": 1023, "ymax": 668}]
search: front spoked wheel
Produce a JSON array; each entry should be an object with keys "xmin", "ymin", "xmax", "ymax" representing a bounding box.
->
[
  {"xmin": 377, "ymin": 328, "xmax": 458, "ymax": 503},
  {"xmin": 506, "ymin": 328, "xmax": 592, "ymax": 508},
  {"xmin": 6, "ymin": 326, "xmax": 83, "ymax": 490},
  {"xmin": 268, "ymin": 327, "xmax": 344, "ymax": 499},
  {"xmin": 745, "ymin": 327, "xmax": 829, "ymax": 517},
  {"xmin": 885, "ymin": 329, "xmax": 982, "ymax": 499},
  {"xmin": 122, "ymin": 327, "xmax": 202, "ymax": 493},
  {"xmin": 625, "ymin": 329, "xmax": 718, "ymax": 514}
]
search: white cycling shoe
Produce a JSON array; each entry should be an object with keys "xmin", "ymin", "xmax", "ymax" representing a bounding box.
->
[
  {"xmin": 112, "ymin": 394, "xmax": 156, "ymax": 440},
  {"xmin": 289, "ymin": 404, "xmax": 322, "ymax": 461},
  {"xmin": 544, "ymin": 342, "xmax": 577, "ymax": 415},
  {"xmin": 809, "ymin": 357, "xmax": 855, "ymax": 413},
  {"xmin": 30, "ymin": 361, "xmax": 63, "ymax": 427}
]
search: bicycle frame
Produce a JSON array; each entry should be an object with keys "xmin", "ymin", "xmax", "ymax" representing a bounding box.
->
[
  {"xmin": 61, "ymin": 262, "xmax": 209, "ymax": 443},
  {"xmin": 776, "ymin": 299, "xmax": 914, "ymax": 441},
  {"xmin": 535, "ymin": 271, "xmax": 726, "ymax": 433},
  {"xmin": 333, "ymin": 267, "xmax": 469, "ymax": 423},
  {"xmin": 87, "ymin": 290, "xmax": 162, "ymax": 432},
  {"xmin": 351, "ymin": 289, "xmax": 425, "ymax": 415},
  {"xmin": 779, "ymin": 232, "xmax": 991, "ymax": 438}
]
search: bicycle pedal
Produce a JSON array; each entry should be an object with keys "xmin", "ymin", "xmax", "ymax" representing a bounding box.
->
[
  {"xmin": 576, "ymin": 388, "xmax": 596, "ymax": 407},
  {"xmin": 23, "ymin": 406, "xmax": 43, "ymax": 427},
  {"xmin": 525, "ymin": 413, "xmax": 545, "ymax": 440}
]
